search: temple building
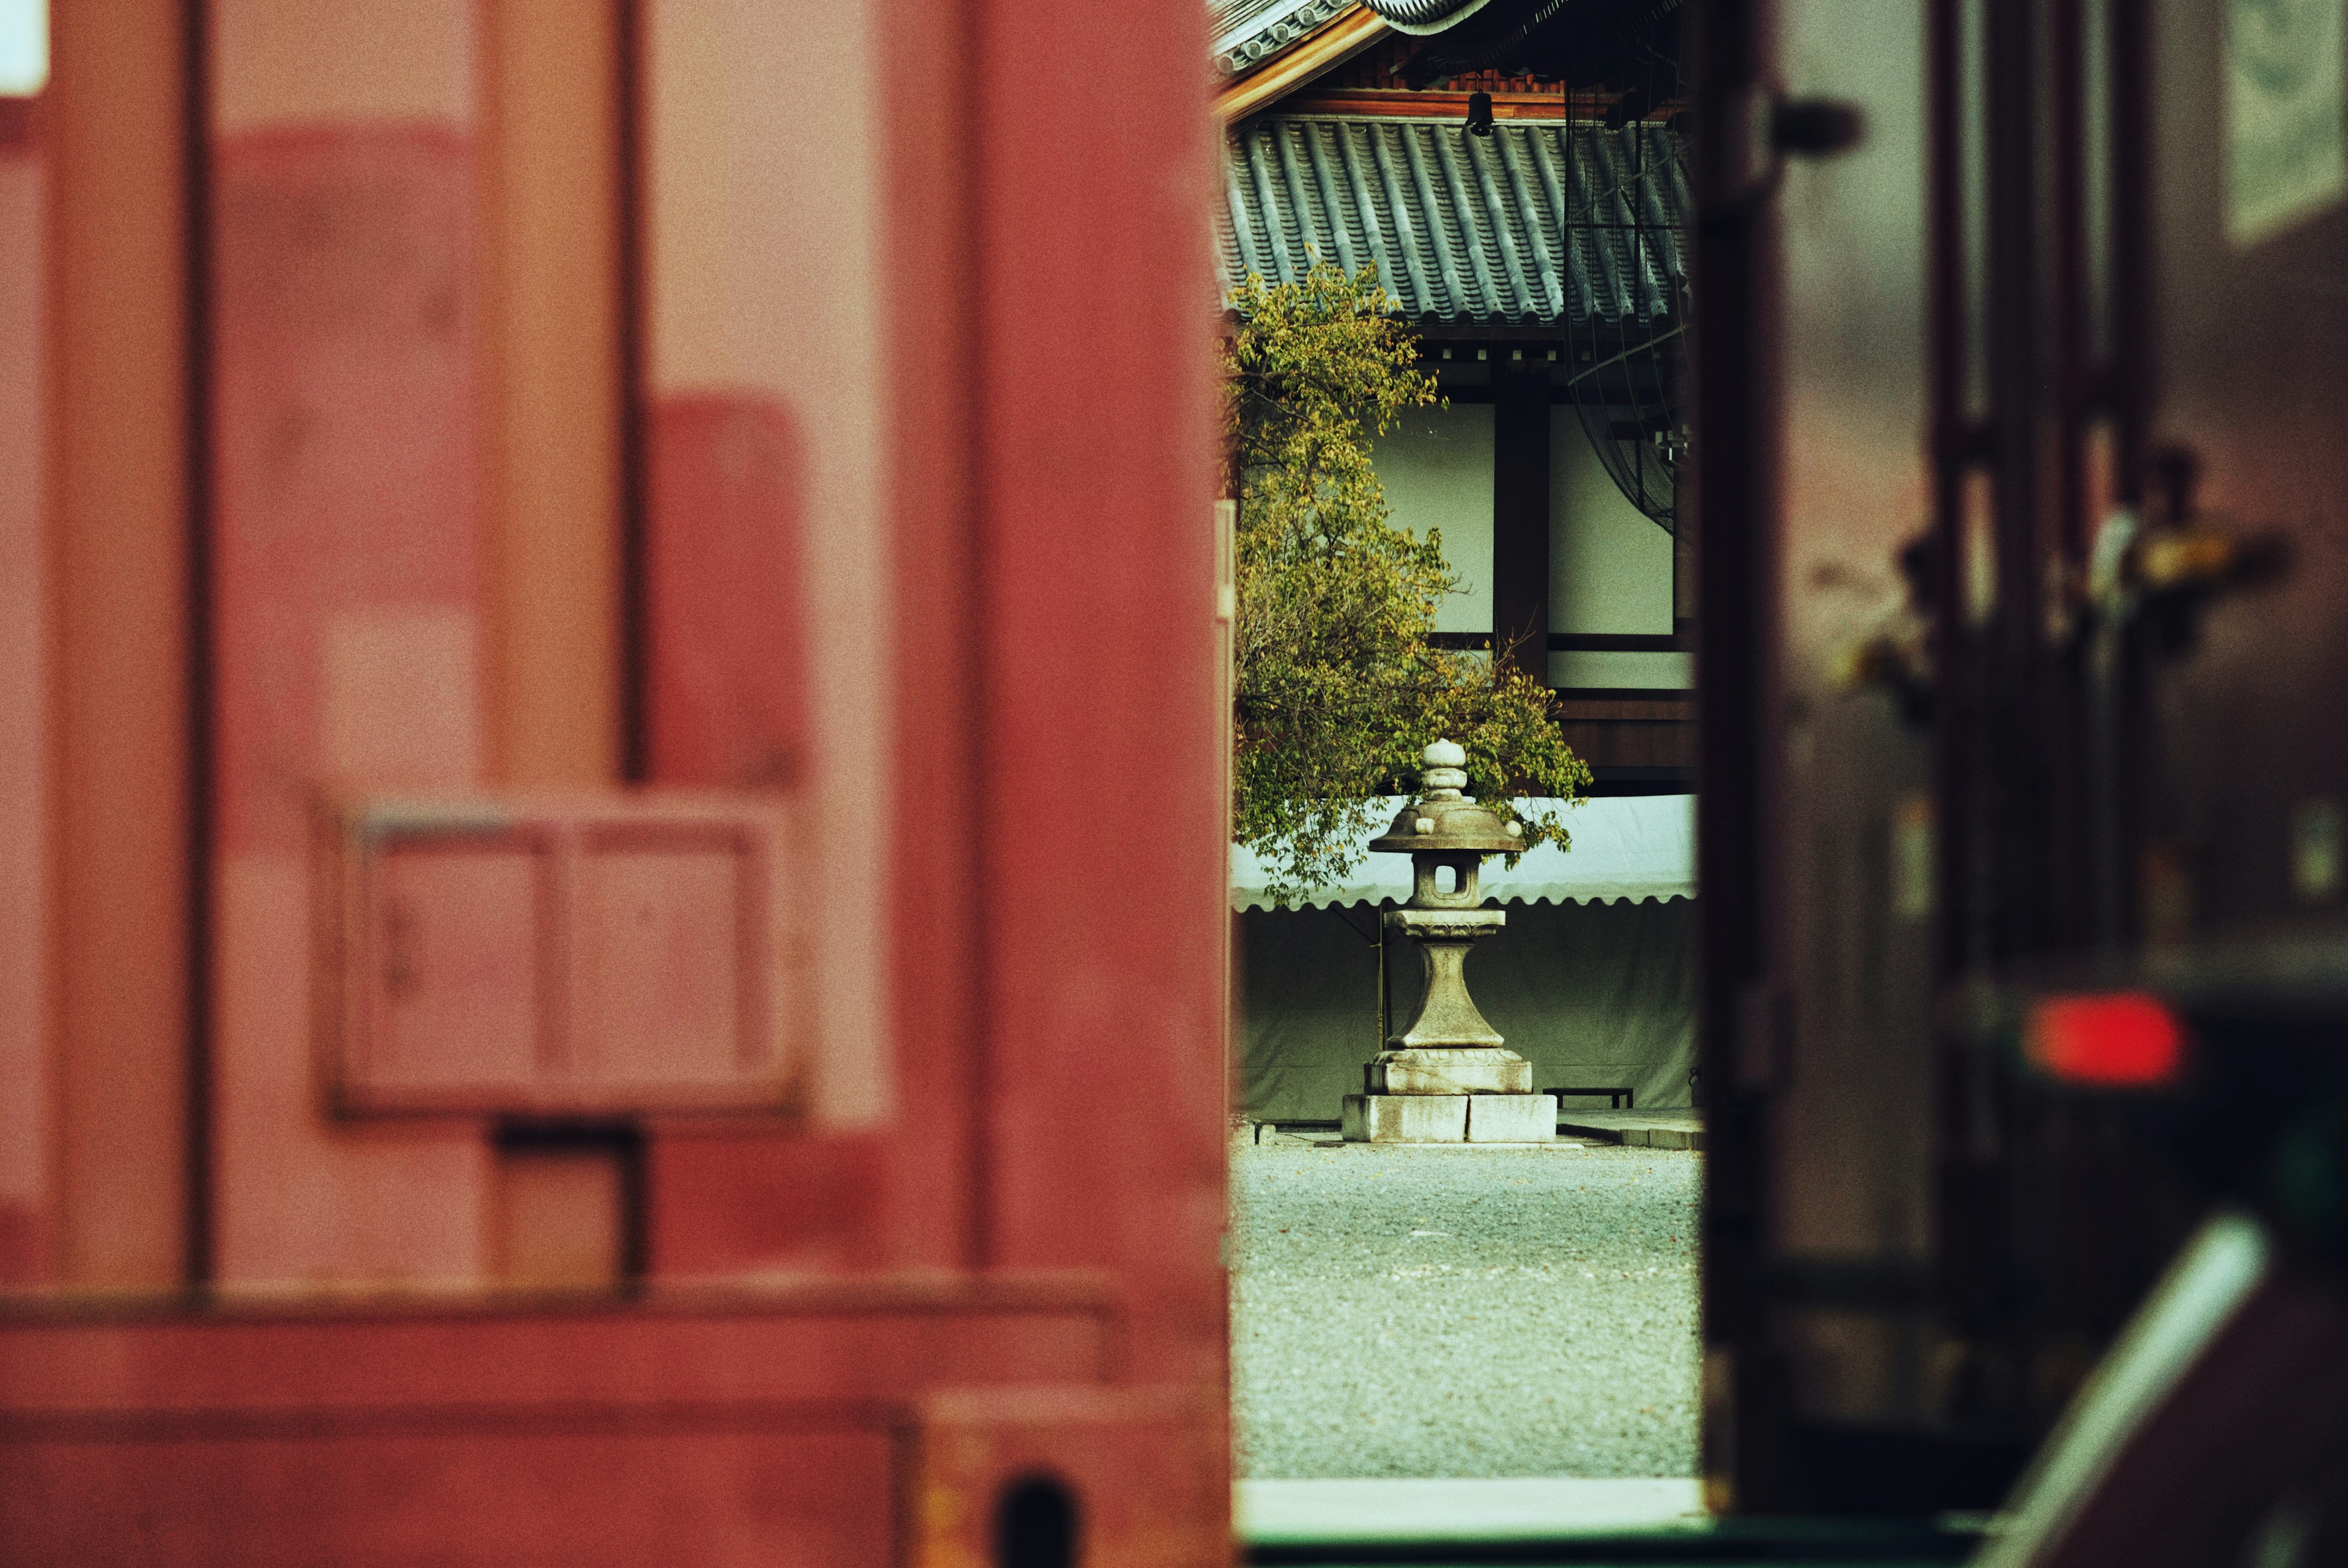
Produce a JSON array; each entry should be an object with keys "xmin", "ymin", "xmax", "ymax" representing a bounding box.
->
[{"xmin": 1218, "ymin": 0, "xmax": 1701, "ymax": 1122}]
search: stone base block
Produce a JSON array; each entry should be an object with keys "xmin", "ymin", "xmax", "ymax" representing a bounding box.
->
[
  {"xmin": 1466, "ymin": 1094, "xmax": 1557, "ymax": 1143},
  {"xmin": 1367, "ymin": 1048, "xmax": 1532, "ymax": 1095},
  {"xmin": 1342, "ymin": 1094, "xmax": 1468, "ymax": 1143}
]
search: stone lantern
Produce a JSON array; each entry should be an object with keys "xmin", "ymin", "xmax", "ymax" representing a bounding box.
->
[{"xmin": 1341, "ymin": 740, "xmax": 1556, "ymax": 1143}]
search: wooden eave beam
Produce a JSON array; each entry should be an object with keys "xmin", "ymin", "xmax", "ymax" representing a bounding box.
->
[{"xmin": 1214, "ymin": 8, "xmax": 1389, "ymax": 124}]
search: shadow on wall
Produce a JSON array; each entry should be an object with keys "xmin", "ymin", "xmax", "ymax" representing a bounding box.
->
[{"xmin": 1239, "ymin": 897, "xmax": 1697, "ymax": 1122}]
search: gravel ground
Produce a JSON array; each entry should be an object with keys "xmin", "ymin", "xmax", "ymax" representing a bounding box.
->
[{"xmin": 1230, "ymin": 1133, "xmax": 1702, "ymax": 1479}]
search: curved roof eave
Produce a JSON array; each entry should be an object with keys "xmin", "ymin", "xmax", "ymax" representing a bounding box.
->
[{"xmin": 1359, "ymin": 0, "xmax": 1495, "ymax": 35}]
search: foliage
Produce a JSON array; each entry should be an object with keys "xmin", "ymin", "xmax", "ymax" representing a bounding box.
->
[{"xmin": 1224, "ymin": 263, "xmax": 1592, "ymax": 904}]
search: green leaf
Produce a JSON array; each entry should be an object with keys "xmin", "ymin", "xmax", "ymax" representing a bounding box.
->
[{"xmin": 1224, "ymin": 264, "xmax": 1590, "ymax": 897}]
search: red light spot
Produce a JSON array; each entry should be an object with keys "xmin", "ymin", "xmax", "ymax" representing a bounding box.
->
[{"xmin": 2025, "ymin": 992, "xmax": 2187, "ymax": 1087}]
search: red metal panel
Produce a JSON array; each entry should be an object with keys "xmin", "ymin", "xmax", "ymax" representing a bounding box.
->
[
  {"xmin": 9, "ymin": 0, "xmax": 1231, "ymax": 1553},
  {"xmin": 882, "ymin": 0, "xmax": 989, "ymax": 1283},
  {"xmin": 626, "ymin": 0, "xmax": 905, "ymax": 1286},
  {"xmin": 971, "ymin": 0, "xmax": 1227, "ymax": 1384},
  {"xmin": 209, "ymin": 112, "xmax": 492, "ymax": 1284},
  {"xmin": 45, "ymin": 0, "xmax": 197, "ymax": 1292},
  {"xmin": 644, "ymin": 395, "xmax": 806, "ymax": 787},
  {"xmin": 0, "ymin": 1286, "xmax": 1111, "ymax": 1557},
  {"xmin": 2, "ymin": 1427, "xmax": 893, "ymax": 1568},
  {"xmin": 330, "ymin": 797, "xmax": 791, "ymax": 1116},
  {"xmin": 370, "ymin": 836, "xmax": 546, "ymax": 1095},
  {"xmin": 0, "ymin": 1282, "xmax": 1113, "ymax": 1412},
  {"xmin": 646, "ymin": 1127, "xmax": 892, "ymax": 1277},
  {"xmin": 0, "ymin": 122, "xmax": 45, "ymax": 1285},
  {"xmin": 576, "ymin": 825, "xmax": 759, "ymax": 1086},
  {"xmin": 0, "ymin": 1279, "xmax": 1113, "ymax": 1559},
  {"xmin": 211, "ymin": 125, "xmax": 482, "ymax": 856}
]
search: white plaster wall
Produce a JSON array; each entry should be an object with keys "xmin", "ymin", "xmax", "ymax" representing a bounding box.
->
[
  {"xmin": 1373, "ymin": 402, "xmax": 1494, "ymax": 635},
  {"xmin": 1549, "ymin": 649, "xmax": 1694, "ymax": 690},
  {"xmin": 1549, "ymin": 405, "xmax": 1673, "ymax": 635},
  {"xmin": 1548, "ymin": 406, "xmax": 1685, "ymax": 690}
]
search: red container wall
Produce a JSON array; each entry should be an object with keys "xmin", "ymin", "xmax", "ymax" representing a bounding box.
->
[{"xmin": 0, "ymin": 0, "xmax": 1230, "ymax": 1559}]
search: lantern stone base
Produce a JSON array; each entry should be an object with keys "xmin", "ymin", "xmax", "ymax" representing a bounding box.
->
[
  {"xmin": 1466, "ymin": 1093, "xmax": 1559, "ymax": 1143},
  {"xmin": 1367, "ymin": 1047, "xmax": 1532, "ymax": 1095},
  {"xmin": 1342, "ymin": 1093, "xmax": 1560, "ymax": 1143},
  {"xmin": 1342, "ymin": 1094, "xmax": 1466, "ymax": 1143}
]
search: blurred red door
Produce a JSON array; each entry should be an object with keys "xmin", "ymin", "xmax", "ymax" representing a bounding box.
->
[{"xmin": 0, "ymin": 2, "xmax": 1231, "ymax": 1562}]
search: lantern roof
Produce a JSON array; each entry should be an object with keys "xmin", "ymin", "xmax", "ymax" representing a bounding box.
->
[{"xmin": 1368, "ymin": 741, "xmax": 1525, "ymax": 855}]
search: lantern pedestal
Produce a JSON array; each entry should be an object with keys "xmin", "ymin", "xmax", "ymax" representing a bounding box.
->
[
  {"xmin": 1343, "ymin": 741, "xmax": 1555, "ymax": 1144},
  {"xmin": 1367, "ymin": 1047, "xmax": 1531, "ymax": 1095},
  {"xmin": 1340, "ymin": 1092, "xmax": 1561, "ymax": 1143},
  {"xmin": 1341, "ymin": 1093, "xmax": 1466, "ymax": 1143}
]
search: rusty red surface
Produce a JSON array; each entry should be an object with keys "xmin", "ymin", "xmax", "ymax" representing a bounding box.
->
[
  {"xmin": 0, "ymin": 1281, "xmax": 1115, "ymax": 1412},
  {"xmin": 0, "ymin": 130, "xmax": 44, "ymax": 1287},
  {"xmin": 0, "ymin": 97, "xmax": 40, "ymax": 155},
  {"xmin": 210, "ymin": 125, "xmax": 482, "ymax": 855},
  {"xmin": 0, "ymin": 1283, "xmax": 1118, "ymax": 1561},
  {"xmin": 6, "ymin": 1427, "xmax": 895, "ymax": 1568},
  {"xmin": 646, "ymin": 1126, "xmax": 894, "ymax": 1278},
  {"xmin": 967, "ymin": 0, "xmax": 1225, "ymax": 1388},
  {"xmin": 644, "ymin": 394, "xmax": 808, "ymax": 789},
  {"xmin": 205, "ymin": 119, "xmax": 493, "ymax": 1292}
]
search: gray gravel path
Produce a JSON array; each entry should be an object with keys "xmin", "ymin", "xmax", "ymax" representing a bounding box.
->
[{"xmin": 1230, "ymin": 1134, "xmax": 1702, "ymax": 1479}]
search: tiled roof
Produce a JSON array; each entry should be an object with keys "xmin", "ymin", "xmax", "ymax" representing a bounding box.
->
[{"xmin": 1219, "ymin": 116, "xmax": 1689, "ymax": 324}]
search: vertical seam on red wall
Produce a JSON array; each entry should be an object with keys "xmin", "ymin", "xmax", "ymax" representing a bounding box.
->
[
  {"xmin": 963, "ymin": 0, "xmax": 999, "ymax": 1272},
  {"xmin": 180, "ymin": 0, "xmax": 216, "ymax": 1290},
  {"xmin": 887, "ymin": 0, "xmax": 993, "ymax": 1275},
  {"xmin": 614, "ymin": 0, "xmax": 649, "ymax": 786}
]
